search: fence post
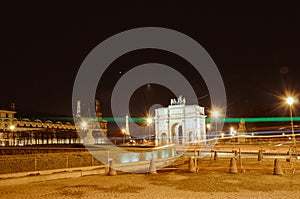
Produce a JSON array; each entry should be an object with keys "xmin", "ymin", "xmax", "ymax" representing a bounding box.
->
[
  {"xmin": 273, "ymin": 159, "xmax": 283, "ymax": 175},
  {"xmin": 34, "ymin": 157, "xmax": 37, "ymax": 171},
  {"xmin": 287, "ymin": 147, "xmax": 291, "ymax": 162},
  {"xmin": 66, "ymin": 155, "xmax": 69, "ymax": 168},
  {"xmin": 107, "ymin": 150, "xmax": 109, "ymax": 165},
  {"xmin": 189, "ymin": 157, "xmax": 196, "ymax": 173},
  {"xmin": 108, "ymin": 159, "xmax": 117, "ymax": 176},
  {"xmin": 229, "ymin": 158, "xmax": 238, "ymax": 174},
  {"xmin": 258, "ymin": 149, "xmax": 263, "ymax": 161},
  {"xmin": 194, "ymin": 149, "xmax": 197, "ymax": 167},
  {"xmin": 149, "ymin": 157, "xmax": 157, "ymax": 174},
  {"xmin": 214, "ymin": 150, "xmax": 218, "ymax": 160}
]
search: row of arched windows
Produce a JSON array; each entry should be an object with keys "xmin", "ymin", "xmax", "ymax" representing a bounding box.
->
[{"xmin": 0, "ymin": 118, "xmax": 76, "ymax": 130}]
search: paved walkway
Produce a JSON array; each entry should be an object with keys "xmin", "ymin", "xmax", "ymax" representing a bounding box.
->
[{"xmin": 1, "ymin": 170, "xmax": 300, "ymax": 199}]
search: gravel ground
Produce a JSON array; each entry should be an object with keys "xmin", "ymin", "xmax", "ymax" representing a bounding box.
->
[{"xmin": 1, "ymin": 157, "xmax": 300, "ymax": 199}]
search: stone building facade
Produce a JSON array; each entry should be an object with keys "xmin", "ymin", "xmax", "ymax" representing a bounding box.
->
[{"xmin": 0, "ymin": 100, "xmax": 107, "ymax": 146}]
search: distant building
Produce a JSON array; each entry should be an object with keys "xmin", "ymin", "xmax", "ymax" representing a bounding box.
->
[{"xmin": 0, "ymin": 100, "xmax": 108, "ymax": 146}]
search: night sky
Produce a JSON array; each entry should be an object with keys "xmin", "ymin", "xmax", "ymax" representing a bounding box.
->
[{"xmin": 2, "ymin": 2, "xmax": 300, "ymax": 122}]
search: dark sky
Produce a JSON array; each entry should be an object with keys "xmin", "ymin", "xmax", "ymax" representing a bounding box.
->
[{"xmin": 2, "ymin": 2, "xmax": 300, "ymax": 120}]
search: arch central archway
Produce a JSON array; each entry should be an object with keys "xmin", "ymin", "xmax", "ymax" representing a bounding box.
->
[
  {"xmin": 171, "ymin": 123, "xmax": 183, "ymax": 144},
  {"xmin": 160, "ymin": 132, "xmax": 168, "ymax": 146}
]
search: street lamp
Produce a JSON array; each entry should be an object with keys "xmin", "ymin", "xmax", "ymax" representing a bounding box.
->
[
  {"xmin": 9, "ymin": 125, "xmax": 15, "ymax": 131},
  {"xmin": 146, "ymin": 117, "xmax": 153, "ymax": 142},
  {"xmin": 80, "ymin": 121, "xmax": 88, "ymax": 144},
  {"xmin": 9, "ymin": 125, "xmax": 15, "ymax": 146},
  {"xmin": 81, "ymin": 121, "xmax": 87, "ymax": 130},
  {"xmin": 147, "ymin": 117, "xmax": 153, "ymax": 125},
  {"xmin": 212, "ymin": 110, "xmax": 220, "ymax": 118},
  {"xmin": 121, "ymin": 128, "xmax": 126, "ymax": 144},
  {"xmin": 206, "ymin": 123, "xmax": 211, "ymax": 130},
  {"xmin": 286, "ymin": 97, "xmax": 296, "ymax": 147},
  {"xmin": 230, "ymin": 127, "xmax": 235, "ymax": 135},
  {"xmin": 211, "ymin": 109, "xmax": 221, "ymax": 132}
]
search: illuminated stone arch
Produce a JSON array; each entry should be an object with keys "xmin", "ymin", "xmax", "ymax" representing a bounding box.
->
[{"xmin": 155, "ymin": 100, "xmax": 206, "ymax": 146}]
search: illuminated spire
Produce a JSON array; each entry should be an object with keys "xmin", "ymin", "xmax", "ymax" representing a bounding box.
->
[{"xmin": 125, "ymin": 114, "xmax": 130, "ymax": 135}]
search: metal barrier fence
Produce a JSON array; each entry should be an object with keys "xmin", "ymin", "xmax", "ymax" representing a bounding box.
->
[
  {"xmin": 0, "ymin": 147, "xmax": 179, "ymax": 174},
  {"xmin": 0, "ymin": 152, "xmax": 103, "ymax": 174}
]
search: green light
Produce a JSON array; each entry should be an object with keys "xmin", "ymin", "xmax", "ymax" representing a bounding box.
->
[
  {"xmin": 41, "ymin": 117, "xmax": 300, "ymax": 123},
  {"xmin": 206, "ymin": 117, "xmax": 300, "ymax": 123}
]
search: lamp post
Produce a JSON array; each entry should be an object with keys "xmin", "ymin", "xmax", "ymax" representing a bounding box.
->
[
  {"xmin": 212, "ymin": 110, "xmax": 220, "ymax": 133},
  {"xmin": 80, "ymin": 121, "xmax": 88, "ymax": 144},
  {"xmin": 210, "ymin": 109, "xmax": 220, "ymax": 159},
  {"xmin": 9, "ymin": 125, "xmax": 15, "ymax": 146},
  {"xmin": 146, "ymin": 117, "xmax": 153, "ymax": 142},
  {"xmin": 9, "ymin": 125, "xmax": 15, "ymax": 131},
  {"xmin": 286, "ymin": 97, "xmax": 296, "ymax": 148},
  {"xmin": 81, "ymin": 121, "xmax": 87, "ymax": 130},
  {"xmin": 121, "ymin": 128, "xmax": 126, "ymax": 144},
  {"xmin": 230, "ymin": 127, "xmax": 234, "ymax": 135}
]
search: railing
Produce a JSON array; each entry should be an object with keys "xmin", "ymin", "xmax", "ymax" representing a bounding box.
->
[
  {"xmin": 0, "ymin": 152, "xmax": 102, "ymax": 174},
  {"xmin": 0, "ymin": 146, "xmax": 180, "ymax": 174}
]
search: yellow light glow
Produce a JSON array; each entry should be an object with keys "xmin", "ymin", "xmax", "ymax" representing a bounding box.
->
[
  {"xmin": 9, "ymin": 125, "xmax": 15, "ymax": 131},
  {"xmin": 206, "ymin": 124, "xmax": 211, "ymax": 129},
  {"xmin": 81, "ymin": 121, "xmax": 87, "ymax": 129},
  {"xmin": 230, "ymin": 127, "xmax": 234, "ymax": 134},
  {"xmin": 121, "ymin": 128, "xmax": 126, "ymax": 133},
  {"xmin": 212, "ymin": 110, "xmax": 220, "ymax": 118},
  {"xmin": 286, "ymin": 97, "xmax": 295, "ymax": 105},
  {"xmin": 146, "ymin": 117, "xmax": 153, "ymax": 124}
]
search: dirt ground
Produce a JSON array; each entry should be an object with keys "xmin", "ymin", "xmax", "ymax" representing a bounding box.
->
[{"xmin": 1, "ymin": 157, "xmax": 300, "ymax": 199}]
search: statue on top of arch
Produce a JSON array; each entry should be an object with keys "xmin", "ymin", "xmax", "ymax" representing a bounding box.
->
[{"xmin": 170, "ymin": 95, "xmax": 186, "ymax": 105}]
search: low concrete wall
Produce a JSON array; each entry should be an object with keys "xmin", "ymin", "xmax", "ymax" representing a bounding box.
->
[
  {"xmin": 0, "ymin": 165, "xmax": 107, "ymax": 187},
  {"xmin": 115, "ymin": 155, "xmax": 181, "ymax": 173}
]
